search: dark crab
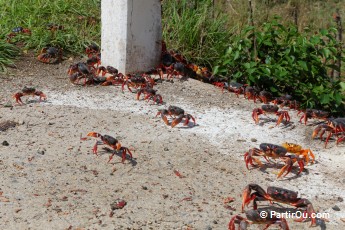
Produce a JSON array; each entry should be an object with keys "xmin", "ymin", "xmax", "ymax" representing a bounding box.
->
[
  {"xmin": 241, "ymin": 184, "xmax": 316, "ymax": 226},
  {"xmin": 156, "ymin": 105, "xmax": 196, "ymax": 128},
  {"xmin": 252, "ymin": 104, "xmax": 290, "ymax": 126},
  {"xmin": 299, "ymin": 109, "xmax": 329, "ymax": 125},
  {"xmin": 312, "ymin": 117, "xmax": 345, "ymax": 148},
  {"xmin": 244, "ymin": 143, "xmax": 305, "ymax": 178},
  {"xmin": 13, "ymin": 86, "xmax": 46, "ymax": 105},
  {"xmin": 37, "ymin": 47, "xmax": 63, "ymax": 64},
  {"xmin": 84, "ymin": 132, "xmax": 133, "ymax": 163},
  {"xmin": 229, "ymin": 207, "xmax": 289, "ymax": 230}
]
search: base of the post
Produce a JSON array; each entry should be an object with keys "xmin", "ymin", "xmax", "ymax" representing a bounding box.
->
[{"xmin": 101, "ymin": 0, "xmax": 162, "ymax": 74}]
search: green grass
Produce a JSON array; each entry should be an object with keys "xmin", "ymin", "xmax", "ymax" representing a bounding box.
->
[
  {"xmin": 162, "ymin": 0, "xmax": 232, "ymax": 68},
  {"xmin": 0, "ymin": 0, "xmax": 101, "ymax": 55},
  {"xmin": 0, "ymin": 40, "xmax": 20, "ymax": 72}
]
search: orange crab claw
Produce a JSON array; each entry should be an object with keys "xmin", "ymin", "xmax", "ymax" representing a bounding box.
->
[
  {"xmin": 13, "ymin": 93, "xmax": 24, "ymax": 105},
  {"xmin": 244, "ymin": 152, "xmax": 251, "ymax": 169},
  {"xmin": 171, "ymin": 116, "xmax": 183, "ymax": 128},
  {"xmin": 87, "ymin": 132, "xmax": 102, "ymax": 138},
  {"xmin": 116, "ymin": 142, "xmax": 121, "ymax": 151},
  {"xmin": 276, "ymin": 111, "xmax": 290, "ymax": 126},
  {"xmin": 252, "ymin": 108, "xmax": 263, "ymax": 124},
  {"xmin": 34, "ymin": 91, "xmax": 47, "ymax": 102},
  {"xmin": 228, "ymin": 215, "xmax": 246, "ymax": 230},
  {"xmin": 241, "ymin": 186, "xmax": 253, "ymax": 212},
  {"xmin": 161, "ymin": 115, "xmax": 169, "ymax": 125}
]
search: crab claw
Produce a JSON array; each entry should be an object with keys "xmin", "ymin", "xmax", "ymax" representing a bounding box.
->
[
  {"xmin": 108, "ymin": 143, "xmax": 122, "ymax": 163},
  {"xmin": 171, "ymin": 115, "xmax": 184, "ymax": 128},
  {"xmin": 154, "ymin": 94, "xmax": 163, "ymax": 104},
  {"xmin": 87, "ymin": 132, "xmax": 102, "ymax": 138},
  {"xmin": 241, "ymin": 184, "xmax": 270, "ymax": 211},
  {"xmin": 121, "ymin": 147, "xmax": 133, "ymax": 163},
  {"xmin": 242, "ymin": 185, "xmax": 253, "ymax": 212},
  {"xmin": 157, "ymin": 110, "xmax": 169, "ymax": 125},
  {"xmin": 276, "ymin": 111, "xmax": 290, "ymax": 126},
  {"xmin": 13, "ymin": 92, "xmax": 24, "ymax": 105},
  {"xmin": 252, "ymin": 108, "xmax": 262, "ymax": 124},
  {"xmin": 228, "ymin": 215, "xmax": 247, "ymax": 230},
  {"xmin": 183, "ymin": 114, "xmax": 196, "ymax": 126},
  {"xmin": 244, "ymin": 152, "xmax": 251, "ymax": 170},
  {"xmin": 34, "ymin": 91, "xmax": 47, "ymax": 102},
  {"xmin": 293, "ymin": 200, "xmax": 317, "ymax": 227},
  {"xmin": 136, "ymin": 89, "xmax": 143, "ymax": 100}
]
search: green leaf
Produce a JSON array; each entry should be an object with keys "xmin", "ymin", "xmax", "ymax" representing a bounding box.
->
[
  {"xmin": 270, "ymin": 86, "xmax": 278, "ymax": 92},
  {"xmin": 320, "ymin": 29, "xmax": 328, "ymax": 36},
  {"xmin": 261, "ymin": 67, "xmax": 271, "ymax": 75},
  {"xmin": 320, "ymin": 94, "xmax": 330, "ymax": 104},
  {"xmin": 310, "ymin": 36, "xmax": 320, "ymax": 44},
  {"xmin": 297, "ymin": 61, "xmax": 308, "ymax": 71},
  {"xmin": 247, "ymin": 68, "xmax": 256, "ymax": 74},
  {"xmin": 234, "ymin": 50, "xmax": 240, "ymax": 60},
  {"xmin": 340, "ymin": 82, "xmax": 345, "ymax": 90},
  {"xmin": 212, "ymin": 66, "xmax": 219, "ymax": 75}
]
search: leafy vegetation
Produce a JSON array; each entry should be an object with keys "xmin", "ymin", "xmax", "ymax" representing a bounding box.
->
[
  {"xmin": 0, "ymin": 41, "xmax": 20, "ymax": 72},
  {"xmin": 214, "ymin": 19, "xmax": 345, "ymax": 115},
  {"xmin": 162, "ymin": 0, "xmax": 232, "ymax": 68}
]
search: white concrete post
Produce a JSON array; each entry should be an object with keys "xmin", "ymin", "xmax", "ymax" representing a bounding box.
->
[{"xmin": 101, "ymin": 0, "xmax": 162, "ymax": 74}]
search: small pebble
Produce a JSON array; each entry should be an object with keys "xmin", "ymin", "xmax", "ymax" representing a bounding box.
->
[
  {"xmin": 164, "ymin": 147, "xmax": 169, "ymax": 151},
  {"xmin": 332, "ymin": 205, "xmax": 340, "ymax": 211},
  {"xmin": 250, "ymin": 138, "xmax": 257, "ymax": 142},
  {"xmin": 337, "ymin": 197, "xmax": 343, "ymax": 202},
  {"xmin": 37, "ymin": 149, "xmax": 45, "ymax": 155},
  {"xmin": 2, "ymin": 141, "xmax": 9, "ymax": 146}
]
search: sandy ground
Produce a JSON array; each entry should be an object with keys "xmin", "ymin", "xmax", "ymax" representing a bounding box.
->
[{"xmin": 0, "ymin": 53, "xmax": 344, "ymax": 230}]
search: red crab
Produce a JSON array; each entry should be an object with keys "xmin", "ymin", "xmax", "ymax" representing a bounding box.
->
[
  {"xmin": 68, "ymin": 62, "xmax": 95, "ymax": 85},
  {"xmin": 273, "ymin": 95, "xmax": 300, "ymax": 110},
  {"xmin": 258, "ymin": 90, "xmax": 272, "ymax": 104},
  {"xmin": 85, "ymin": 132, "xmax": 133, "ymax": 163},
  {"xmin": 137, "ymin": 87, "xmax": 163, "ymax": 104},
  {"xmin": 13, "ymin": 87, "xmax": 46, "ymax": 105},
  {"xmin": 37, "ymin": 47, "xmax": 63, "ymax": 64},
  {"xmin": 312, "ymin": 118, "xmax": 345, "ymax": 148},
  {"xmin": 122, "ymin": 75, "xmax": 151, "ymax": 92},
  {"xmin": 86, "ymin": 55, "xmax": 101, "ymax": 70},
  {"xmin": 244, "ymin": 86, "xmax": 258, "ymax": 102},
  {"xmin": 213, "ymin": 82, "xmax": 228, "ymax": 93},
  {"xmin": 229, "ymin": 207, "xmax": 289, "ymax": 230},
  {"xmin": 244, "ymin": 143, "xmax": 305, "ymax": 178},
  {"xmin": 241, "ymin": 184, "xmax": 316, "ymax": 226},
  {"xmin": 86, "ymin": 43, "xmax": 100, "ymax": 58},
  {"xmin": 6, "ymin": 26, "xmax": 31, "ymax": 43},
  {"xmin": 252, "ymin": 104, "xmax": 290, "ymax": 126},
  {"xmin": 299, "ymin": 109, "xmax": 329, "ymax": 125},
  {"xmin": 156, "ymin": 105, "xmax": 196, "ymax": 128}
]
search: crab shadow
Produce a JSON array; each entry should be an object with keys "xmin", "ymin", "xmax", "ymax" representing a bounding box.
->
[
  {"xmin": 25, "ymin": 99, "xmax": 47, "ymax": 105},
  {"xmin": 101, "ymin": 147, "xmax": 137, "ymax": 166},
  {"xmin": 251, "ymin": 162, "xmax": 311, "ymax": 180},
  {"xmin": 258, "ymin": 117, "xmax": 294, "ymax": 128},
  {"xmin": 165, "ymin": 119, "xmax": 199, "ymax": 129},
  {"xmin": 175, "ymin": 123, "xmax": 199, "ymax": 129}
]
